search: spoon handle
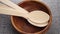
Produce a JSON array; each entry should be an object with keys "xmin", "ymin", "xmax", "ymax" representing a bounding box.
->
[
  {"xmin": 0, "ymin": 4, "xmax": 28, "ymax": 19},
  {"xmin": 0, "ymin": 0, "xmax": 29, "ymax": 14}
]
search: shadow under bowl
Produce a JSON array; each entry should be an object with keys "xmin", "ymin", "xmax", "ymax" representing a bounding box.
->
[{"xmin": 11, "ymin": 1, "xmax": 52, "ymax": 34}]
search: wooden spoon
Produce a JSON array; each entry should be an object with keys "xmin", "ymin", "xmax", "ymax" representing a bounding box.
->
[
  {"xmin": 0, "ymin": 8, "xmax": 49, "ymax": 27},
  {"xmin": 0, "ymin": 0, "xmax": 50, "ymax": 27}
]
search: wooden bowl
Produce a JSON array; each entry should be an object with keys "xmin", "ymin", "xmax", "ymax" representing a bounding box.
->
[{"xmin": 11, "ymin": 1, "xmax": 52, "ymax": 34}]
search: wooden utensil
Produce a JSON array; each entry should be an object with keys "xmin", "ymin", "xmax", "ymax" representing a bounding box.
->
[
  {"xmin": 0, "ymin": 0, "xmax": 50, "ymax": 27},
  {"xmin": 0, "ymin": 5, "xmax": 49, "ymax": 27}
]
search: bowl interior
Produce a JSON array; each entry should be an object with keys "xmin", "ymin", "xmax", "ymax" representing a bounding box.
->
[{"xmin": 11, "ymin": 1, "xmax": 51, "ymax": 33}]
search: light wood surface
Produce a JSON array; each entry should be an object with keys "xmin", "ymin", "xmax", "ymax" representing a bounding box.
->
[
  {"xmin": 0, "ymin": 0, "xmax": 29, "ymax": 14},
  {"xmin": 0, "ymin": 3, "xmax": 28, "ymax": 18}
]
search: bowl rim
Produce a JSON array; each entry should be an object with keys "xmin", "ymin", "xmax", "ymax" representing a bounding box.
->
[{"xmin": 11, "ymin": 1, "xmax": 52, "ymax": 34}]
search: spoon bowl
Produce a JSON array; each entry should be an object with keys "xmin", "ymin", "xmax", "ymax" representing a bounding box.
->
[{"xmin": 11, "ymin": 1, "xmax": 52, "ymax": 34}]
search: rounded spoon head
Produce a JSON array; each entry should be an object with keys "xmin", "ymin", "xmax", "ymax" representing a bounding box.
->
[
  {"xmin": 27, "ymin": 10, "xmax": 49, "ymax": 27},
  {"xmin": 28, "ymin": 19, "xmax": 48, "ymax": 27},
  {"xmin": 28, "ymin": 10, "xmax": 50, "ymax": 24}
]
